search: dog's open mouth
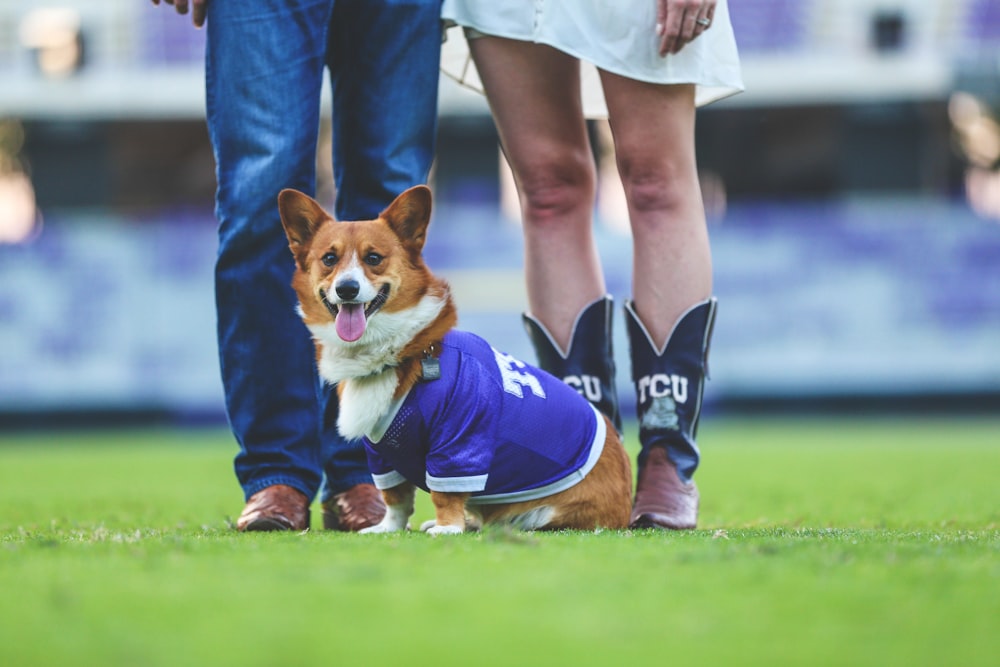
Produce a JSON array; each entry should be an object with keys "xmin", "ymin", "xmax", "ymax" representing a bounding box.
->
[{"xmin": 322, "ymin": 283, "xmax": 389, "ymax": 343}]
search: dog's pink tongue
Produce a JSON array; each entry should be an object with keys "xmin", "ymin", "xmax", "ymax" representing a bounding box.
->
[{"xmin": 336, "ymin": 303, "xmax": 367, "ymax": 342}]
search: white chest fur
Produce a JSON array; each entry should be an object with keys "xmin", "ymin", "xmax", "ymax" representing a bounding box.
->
[
  {"xmin": 336, "ymin": 370, "xmax": 400, "ymax": 440},
  {"xmin": 303, "ymin": 293, "xmax": 448, "ymax": 440}
]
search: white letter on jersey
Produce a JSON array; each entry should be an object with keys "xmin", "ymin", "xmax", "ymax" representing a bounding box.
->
[{"xmin": 493, "ymin": 348, "xmax": 546, "ymax": 399}]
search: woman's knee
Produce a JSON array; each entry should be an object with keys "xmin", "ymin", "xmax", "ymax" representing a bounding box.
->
[
  {"xmin": 616, "ymin": 154, "xmax": 695, "ymax": 216},
  {"xmin": 516, "ymin": 156, "xmax": 596, "ymax": 224}
]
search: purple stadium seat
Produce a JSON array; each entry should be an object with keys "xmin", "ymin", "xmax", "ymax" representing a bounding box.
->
[
  {"xmin": 728, "ymin": 0, "xmax": 808, "ymax": 53},
  {"xmin": 137, "ymin": 9, "xmax": 206, "ymax": 66},
  {"xmin": 964, "ymin": 0, "xmax": 1000, "ymax": 44}
]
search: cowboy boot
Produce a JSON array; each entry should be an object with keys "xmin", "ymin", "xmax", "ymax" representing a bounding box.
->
[
  {"xmin": 625, "ymin": 297, "xmax": 717, "ymax": 529},
  {"xmin": 523, "ymin": 295, "xmax": 622, "ymax": 434}
]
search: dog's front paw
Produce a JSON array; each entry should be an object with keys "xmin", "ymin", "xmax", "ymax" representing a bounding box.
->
[
  {"xmin": 359, "ymin": 518, "xmax": 408, "ymax": 534},
  {"xmin": 359, "ymin": 502, "xmax": 411, "ymax": 534},
  {"xmin": 359, "ymin": 523, "xmax": 396, "ymax": 534},
  {"xmin": 425, "ymin": 524, "xmax": 464, "ymax": 536}
]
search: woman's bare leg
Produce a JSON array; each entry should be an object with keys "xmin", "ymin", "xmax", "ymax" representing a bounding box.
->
[
  {"xmin": 599, "ymin": 75, "xmax": 711, "ymax": 346},
  {"xmin": 469, "ymin": 36, "xmax": 604, "ymax": 350}
]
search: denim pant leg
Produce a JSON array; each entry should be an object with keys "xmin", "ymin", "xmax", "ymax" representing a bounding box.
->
[
  {"xmin": 326, "ymin": 0, "xmax": 443, "ymax": 221},
  {"xmin": 206, "ymin": 0, "xmax": 370, "ymax": 502},
  {"xmin": 318, "ymin": 0, "xmax": 443, "ymax": 495}
]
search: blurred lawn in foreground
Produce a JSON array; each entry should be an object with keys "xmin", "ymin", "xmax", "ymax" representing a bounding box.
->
[{"xmin": 0, "ymin": 417, "xmax": 997, "ymax": 666}]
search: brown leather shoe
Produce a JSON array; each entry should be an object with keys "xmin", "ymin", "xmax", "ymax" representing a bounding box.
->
[
  {"xmin": 322, "ymin": 483, "xmax": 386, "ymax": 531},
  {"xmin": 323, "ymin": 484, "xmax": 385, "ymax": 532},
  {"xmin": 237, "ymin": 484, "xmax": 310, "ymax": 532},
  {"xmin": 630, "ymin": 447, "xmax": 699, "ymax": 530}
]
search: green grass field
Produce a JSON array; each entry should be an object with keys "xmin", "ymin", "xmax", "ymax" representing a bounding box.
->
[{"xmin": 1, "ymin": 417, "xmax": 998, "ymax": 666}]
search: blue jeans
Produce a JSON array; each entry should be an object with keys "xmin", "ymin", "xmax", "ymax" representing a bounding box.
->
[{"xmin": 204, "ymin": 0, "xmax": 442, "ymax": 502}]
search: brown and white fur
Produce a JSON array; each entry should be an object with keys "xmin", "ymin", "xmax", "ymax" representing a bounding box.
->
[{"xmin": 278, "ymin": 185, "xmax": 632, "ymax": 534}]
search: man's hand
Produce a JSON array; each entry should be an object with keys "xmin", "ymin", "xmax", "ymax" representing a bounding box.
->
[
  {"xmin": 656, "ymin": 0, "xmax": 716, "ymax": 56},
  {"xmin": 150, "ymin": 0, "xmax": 208, "ymax": 28}
]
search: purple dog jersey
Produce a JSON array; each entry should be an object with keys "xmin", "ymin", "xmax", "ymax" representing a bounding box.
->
[{"xmin": 363, "ymin": 330, "xmax": 606, "ymax": 504}]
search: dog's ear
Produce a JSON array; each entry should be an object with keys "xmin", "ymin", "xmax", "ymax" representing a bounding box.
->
[
  {"xmin": 278, "ymin": 189, "xmax": 331, "ymax": 250},
  {"xmin": 380, "ymin": 185, "xmax": 432, "ymax": 252}
]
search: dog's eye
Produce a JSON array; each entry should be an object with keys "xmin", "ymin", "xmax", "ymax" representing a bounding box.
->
[
  {"xmin": 364, "ymin": 252, "xmax": 383, "ymax": 266},
  {"xmin": 321, "ymin": 252, "xmax": 337, "ymax": 267}
]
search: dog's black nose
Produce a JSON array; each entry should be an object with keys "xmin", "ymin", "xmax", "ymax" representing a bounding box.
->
[{"xmin": 335, "ymin": 279, "xmax": 360, "ymax": 301}]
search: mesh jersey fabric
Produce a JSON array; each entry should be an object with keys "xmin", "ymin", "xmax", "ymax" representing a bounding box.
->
[{"xmin": 363, "ymin": 330, "xmax": 606, "ymax": 504}]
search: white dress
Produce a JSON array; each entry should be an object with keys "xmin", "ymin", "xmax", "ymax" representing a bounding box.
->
[{"xmin": 441, "ymin": 0, "xmax": 744, "ymax": 117}]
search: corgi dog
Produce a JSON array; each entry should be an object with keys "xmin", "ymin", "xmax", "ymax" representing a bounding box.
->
[{"xmin": 278, "ymin": 185, "xmax": 632, "ymax": 534}]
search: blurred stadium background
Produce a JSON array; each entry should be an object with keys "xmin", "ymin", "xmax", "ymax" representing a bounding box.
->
[{"xmin": 1, "ymin": 0, "xmax": 999, "ymax": 428}]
